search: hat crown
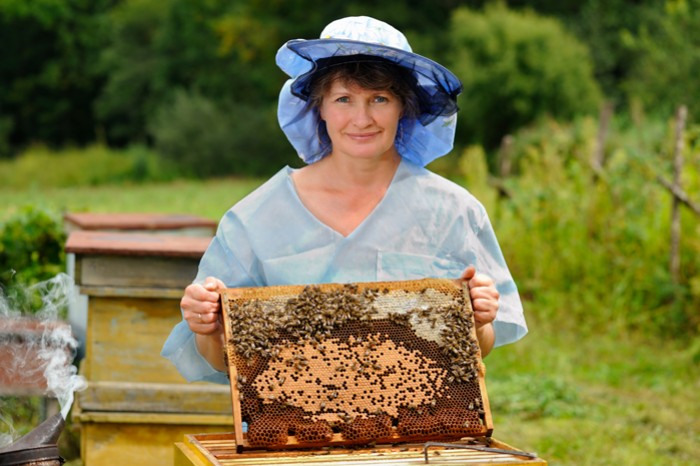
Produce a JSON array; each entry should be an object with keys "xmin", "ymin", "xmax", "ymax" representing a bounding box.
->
[{"xmin": 319, "ymin": 16, "xmax": 412, "ymax": 53}]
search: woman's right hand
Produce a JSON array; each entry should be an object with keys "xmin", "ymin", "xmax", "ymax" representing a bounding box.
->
[{"xmin": 181, "ymin": 276, "xmax": 226, "ymax": 336}]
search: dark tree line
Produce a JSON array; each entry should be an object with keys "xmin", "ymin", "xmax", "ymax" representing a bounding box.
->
[{"xmin": 0, "ymin": 0, "xmax": 695, "ymax": 176}]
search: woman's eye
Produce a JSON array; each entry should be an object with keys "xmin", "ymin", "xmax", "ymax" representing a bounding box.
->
[
  {"xmin": 374, "ymin": 96, "xmax": 389, "ymax": 103},
  {"xmin": 336, "ymin": 96, "xmax": 350, "ymax": 103}
]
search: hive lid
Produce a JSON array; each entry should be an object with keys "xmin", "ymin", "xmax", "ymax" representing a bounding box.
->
[{"xmin": 220, "ymin": 278, "xmax": 493, "ymax": 451}]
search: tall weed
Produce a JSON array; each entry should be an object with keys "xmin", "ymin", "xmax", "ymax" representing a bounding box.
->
[{"xmin": 459, "ymin": 115, "xmax": 700, "ymax": 338}]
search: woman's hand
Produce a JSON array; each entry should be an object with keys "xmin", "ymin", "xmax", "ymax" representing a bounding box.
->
[
  {"xmin": 459, "ymin": 266, "xmax": 499, "ymax": 357},
  {"xmin": 459, "ymin": 266, "xmax": 499, "ymax": 327},
  {"xmin": 181, "ymin": 277, "xmax": 226, "ymax": 336},
  {"xmin": 181, "ymin": 276, "xmax": 228, "ymax": 371}
]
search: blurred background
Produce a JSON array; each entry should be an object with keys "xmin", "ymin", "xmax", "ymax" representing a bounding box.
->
[{"xmin": 1, "ymin": 1, "xmax": 699, "ymax": 465}]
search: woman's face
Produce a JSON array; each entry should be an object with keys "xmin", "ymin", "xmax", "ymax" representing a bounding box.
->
[{"xmin": 319, "ymin": 80, "xmax": 403, "ymax": 162}]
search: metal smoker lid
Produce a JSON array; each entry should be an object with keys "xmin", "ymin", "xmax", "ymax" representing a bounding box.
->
[{"xmin": 0, "ymin": 413, "xmax": 65, "ymax": 465}]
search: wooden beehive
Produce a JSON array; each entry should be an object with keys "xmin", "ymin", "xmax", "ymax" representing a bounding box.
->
[
  {"xmin": 66, "ymin": 230, "xmax": 233, "ymax": 466},
  {"xmin": 174, "ymin": 432, "xmax": 546, "ymax": 465},
  {"xmin": 220, "ymin": 279, "xmax": 492, "ymax": 451}
]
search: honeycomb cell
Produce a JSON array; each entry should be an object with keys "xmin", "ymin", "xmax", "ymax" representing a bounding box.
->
[
  {"xmin": 341, "ymin": 414, "xmax": 393, "ymax": 441},
  {"xmin": 294, "ymin": 420, "xmax": 333, "ymax": 443},
  {"xmin": 246, "ymin": 416, "xmax": 288, "ymax": 447},
  {"xmin": 436, "ymin": 407, "xmax": 482, "ymax": 435}
]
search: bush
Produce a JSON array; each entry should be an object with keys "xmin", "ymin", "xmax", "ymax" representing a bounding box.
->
[
  {"xmin": 461, "ymin": 114, "xmax": 700, "ymax": 337},
  {"xmin": 448, "ymin": 4, "xmax": 602, "ymax": 150},
  {"xmin": 148, "ymin": 89, "xmax": 297, "ymax": 178},
  {"xmin": 0, "ymin": 206, "xmax": 66, "ymax": 314},
  {"xmin": 0, "ymin": 144, "xmax": 175, "ymax": 189},
  {"xmin": 621, "ymin": 0, "xmax": 700, "ymax": 121}
]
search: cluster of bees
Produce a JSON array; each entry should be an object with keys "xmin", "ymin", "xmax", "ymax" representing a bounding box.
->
[{"xmin": 223, "ymin": 280, "xmax": 486, "ymax": 448}]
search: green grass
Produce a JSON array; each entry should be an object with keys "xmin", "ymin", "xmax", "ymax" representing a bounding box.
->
[
  {"xmin": 0, "ymin": 177, "xmax": 263, "ymax": 222},
  {"xmin": 486, "ymin": 316, "xmax": 700, "ymax": 465}
]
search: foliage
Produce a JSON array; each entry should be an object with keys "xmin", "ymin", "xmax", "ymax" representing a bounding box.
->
[
  {"xmin": 148, "ymin": 89, "xmax": 297, "ymax": 177},
  {"xmin": 0, "ymin": 396, "xmax": 41, "ymax": 443},
  {"xmin": 461, "ymin": 113, "xmax": 700, "ymax": 337},
  {"xmin": 0, "ymin": 206, "xmax": 66, "ymax": 315},
  {"xmin": 0, "ymin": 0, "xmax": 112, "ymax": 152},
  {"xmin": 448, "ymin": 4, "xmax": 602, "ymax": 150},
  {"xmin": 1, "ymin": 0, "xmax": 694, "ymax": 179},
  {"xmin": 95, "ymin": 0, "xmax": 464, "ymax": 174},
  {"xmin": 487, "ymin": 0, "xmax": 655, "ymax": 102},
  {"xmin": 621, "ymin": 0, "xmax": 700, "ymax": 121},
  {"xmin": 0, "ymin": 144, "xmax": 177, "ymax": 189}
]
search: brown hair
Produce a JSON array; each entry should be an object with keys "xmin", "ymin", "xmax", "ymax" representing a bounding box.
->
[{"xmin": 307, "ymin": 57, "xmax": 420, "ymax": 119}]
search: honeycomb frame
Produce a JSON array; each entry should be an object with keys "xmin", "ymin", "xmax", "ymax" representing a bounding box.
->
[{"xmin": 220, "ymin": 278, "xmax": 493, "ymax": 450}]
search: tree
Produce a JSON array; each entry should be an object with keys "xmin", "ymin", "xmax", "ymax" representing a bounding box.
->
[
  {"xmin": 0, "ymin": 0, "xmax": 112, "ymax": 153},
  {"xmin": 621, "ymin": 0, "xmax": 700, "ymax": 120},
  {"xmin": 448, "ymin": 4, "xmax": 602, "ymax": 149}
]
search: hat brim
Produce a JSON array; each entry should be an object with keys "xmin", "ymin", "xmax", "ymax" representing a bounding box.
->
[{"xmin": 278, "ymin": 39, "xmax": 462, "ymax": 110}]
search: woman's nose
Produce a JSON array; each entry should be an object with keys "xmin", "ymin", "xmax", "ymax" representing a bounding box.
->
[{"xmin": 351, "ymin": 103, "xmax": 373, "ymax": 126}]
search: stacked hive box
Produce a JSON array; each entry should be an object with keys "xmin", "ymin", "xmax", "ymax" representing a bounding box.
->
[
  {"xmin": 64, "ymin": 212, "xmax": 219, "ymax": 356},
  {"xmin": 65, "ymin": 215, "xmax": 232, "ymax": 466}
]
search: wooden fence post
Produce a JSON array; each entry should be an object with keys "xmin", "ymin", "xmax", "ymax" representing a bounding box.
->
[
  {"xmin": 591, "ymin": 101, "xmax": 614, "ymax": 179},
  {"xmin": 670, "ymin": 105, "xmax": 688, "ymax": 283}
]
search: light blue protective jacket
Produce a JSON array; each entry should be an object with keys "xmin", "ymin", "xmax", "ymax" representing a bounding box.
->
[{"xmin": 161, "ymin": 159, "xmax": 527, "ymax": 384}]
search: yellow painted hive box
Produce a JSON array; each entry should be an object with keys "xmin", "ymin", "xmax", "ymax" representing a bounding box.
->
[{"xmin": 174, "ymin": 278, "xmax": 546, "ymax": 465}]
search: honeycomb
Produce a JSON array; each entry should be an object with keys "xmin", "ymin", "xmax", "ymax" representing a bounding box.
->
[{"xmin": 221, "ymin": 279, "xmax": 490, "ymax": 449}]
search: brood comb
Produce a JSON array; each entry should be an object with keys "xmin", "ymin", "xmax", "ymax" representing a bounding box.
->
[{"xmin": 220, "ymin": 278, "xmax": 492, "ymax": 450}]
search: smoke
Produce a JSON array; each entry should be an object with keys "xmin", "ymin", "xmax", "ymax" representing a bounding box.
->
[{"xmin": 0, "ymin": 273, "xmax": 87, "ymax": 446}]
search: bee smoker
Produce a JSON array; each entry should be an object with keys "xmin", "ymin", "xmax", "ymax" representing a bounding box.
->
[{"xmin": 0, "ymin": 413, "xmax": 65, "ymax": 465}]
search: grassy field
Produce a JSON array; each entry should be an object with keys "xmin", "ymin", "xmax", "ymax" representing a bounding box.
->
[
  {"xmin": 1, "ymin": 177, "xmax": 699, "ymax": 465},
  {"xmin": 0, "ymin": 177, "xmax": 263, "ymax": 222}
]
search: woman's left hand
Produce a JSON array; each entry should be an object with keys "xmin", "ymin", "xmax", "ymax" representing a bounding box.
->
[{"xmin": 459, "ymin": 266, "xmax": 499, "ymax": 328}]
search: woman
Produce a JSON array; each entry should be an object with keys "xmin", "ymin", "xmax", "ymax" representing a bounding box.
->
[{"xmin": 162, "ymin": 16, "xmax": 527, "ymax": 385}]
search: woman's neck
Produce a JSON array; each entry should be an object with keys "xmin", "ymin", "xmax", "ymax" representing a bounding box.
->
[
  {"xmin": 290, "ymin": 149, "xmax": 402, "ymax": 237},
  {"xmin": 314, "ymin": 149, "xmax": 402, "ymax": 190}
]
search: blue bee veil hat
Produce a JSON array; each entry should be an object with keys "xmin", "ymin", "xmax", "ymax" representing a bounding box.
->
[{"xmin": 276, "ymin": 16, "xmax": 463, "ymax": 166}]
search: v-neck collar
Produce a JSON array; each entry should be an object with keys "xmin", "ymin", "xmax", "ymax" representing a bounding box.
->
[{"xmin": 286, "ymin": 158, "xmax": 406, "ymax": 239}]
